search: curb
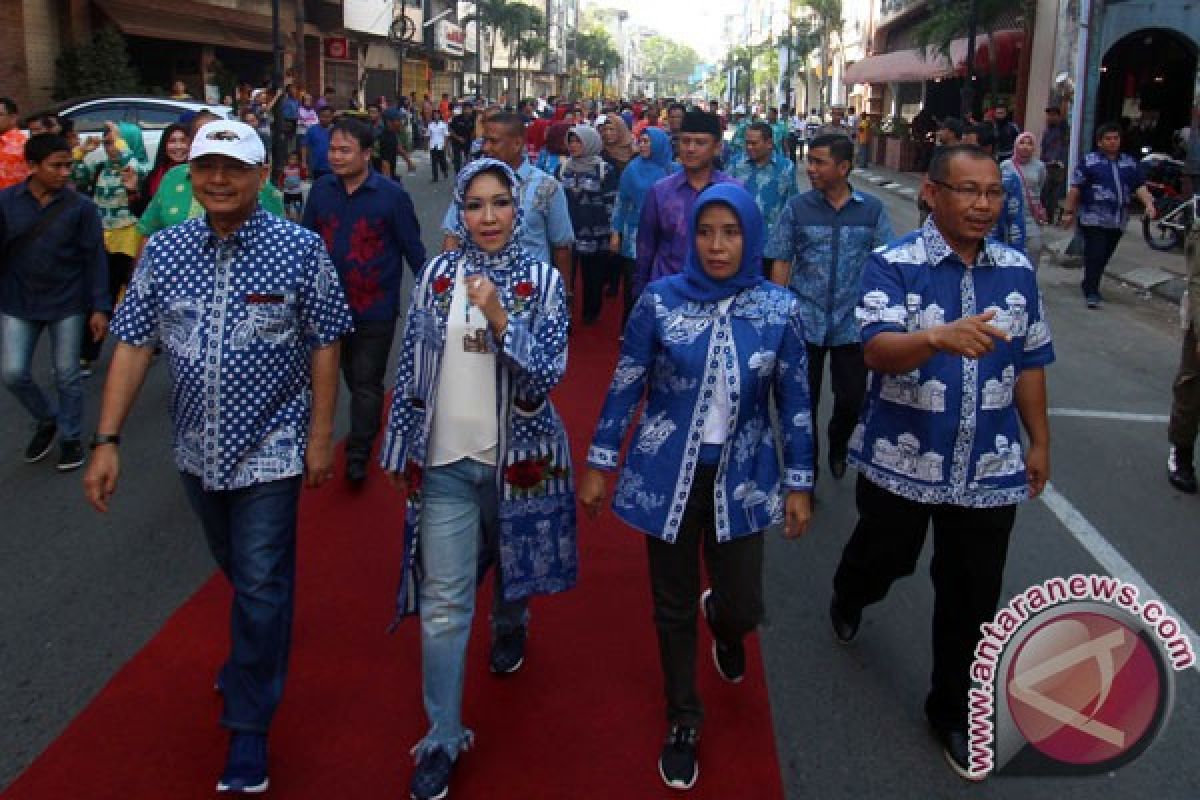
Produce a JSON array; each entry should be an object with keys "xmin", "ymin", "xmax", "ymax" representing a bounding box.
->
[{"xmin": 854, "ymin": 169, "xmax": 1187, "ymax": 308}]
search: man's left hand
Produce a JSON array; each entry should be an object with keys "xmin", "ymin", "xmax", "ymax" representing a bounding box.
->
[
  {"xmin": 88, "ymin": 312, "xmax": 108, "ymax": 343},
  {"xmin": 305, "ymin": 435, "xmax": 335, "ymax": 487},
  {"xmin": 1026, "ymin": 442, "xmax": 1050, "ymax": 498}
]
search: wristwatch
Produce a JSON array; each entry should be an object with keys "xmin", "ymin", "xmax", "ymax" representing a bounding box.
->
[{"xmin": 89, "ymin": 433, "xmax": 121, "ymax": 449}]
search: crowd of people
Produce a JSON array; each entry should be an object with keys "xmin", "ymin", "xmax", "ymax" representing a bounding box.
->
[{"xmin": 0, "ymin": 81, "xmax": 1195, "ymax": 800}]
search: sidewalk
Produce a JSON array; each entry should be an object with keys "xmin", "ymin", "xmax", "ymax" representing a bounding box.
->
[{"xmin": 853, "ymin": 163, "xmax": 1190, "ymax": 307}]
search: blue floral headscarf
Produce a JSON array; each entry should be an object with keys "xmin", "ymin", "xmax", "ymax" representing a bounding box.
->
[
  {"xmin": 451, "ymin": 157, "xmax": 529, "ymax": 270},
  {"xmin": 672, "ymin": 182, "xmax": 765, "ymax": 303}
]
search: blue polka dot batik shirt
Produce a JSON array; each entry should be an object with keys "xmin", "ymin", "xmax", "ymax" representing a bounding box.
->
[{"xmin": 111, "ymin": 207, "xmax": 354, "ymax": 490}]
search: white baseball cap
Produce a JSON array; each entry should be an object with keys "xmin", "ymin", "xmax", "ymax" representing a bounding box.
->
[{"xmin": 189, "ymin": 120, "xmax": 266, "ymax": 165}]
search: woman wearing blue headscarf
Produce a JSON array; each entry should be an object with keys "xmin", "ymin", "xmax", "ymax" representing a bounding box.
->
[
  {"xmin": 381, "ymin": 158, "xmax": 577, "ymax": 800},
  {"xmin": 610, "ymin": 127, "xmax": 676, "ymax": 327},
  {"xmin": 579, "ymin": 183, "xmax": 815, "ymax": 791}
]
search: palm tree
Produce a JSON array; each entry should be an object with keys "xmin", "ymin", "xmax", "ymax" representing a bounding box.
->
[
  {"xmin": 795, "ymin": 0, "xmax": 843, "ymax": 110},
  {"xmin": 501, "ymin": 4, "xmax": 545, "ymax": 100},
  {"xmin": 460, "ymin": 0, "xmax": 525, "ymax": 99}
]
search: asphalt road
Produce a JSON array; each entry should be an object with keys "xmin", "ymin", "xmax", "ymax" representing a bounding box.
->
[{"xmin": 1, "ymin": 157, "xmax": 1197, "ymax": 798}]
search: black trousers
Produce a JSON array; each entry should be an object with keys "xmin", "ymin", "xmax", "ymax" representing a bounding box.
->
[
  {"xmin": 451, "ymin": 141, "xmax": 468, "ymax": 172},
  {"xmin": 80, "ymin": 251, "xmax": 133, "ymax": 363},
  {"xmin": 577, "ymin": 252, "xmax": 610, "ymax": 323},
  {"xmin": 1169, "ymin": 326, "xmax": 1200, "ymax": 462},
  {"xmin": 832, "ymin": 476, "xmax": 1016, "ymax": 733},
  {"xmin": 645, "ymin": 464, "xmax": 764, "ymax": 729},
  {"xmin": 340, "ymin": 318, "xmax": 396, "ymax": 464},
  {"xmin": 430, "ymin": 147, "xmax": 449, "ymax": 181},
  {"xmin": 617, "ymin": 256, "xmax": 636, "ymax": 330},
  {"xmin": 806, "ymin": 342, "xmax": 867, "ymax": 468},
  {"xmin": 1079, "ymin": 224, "xmax": 1123, "ymax": 298}
]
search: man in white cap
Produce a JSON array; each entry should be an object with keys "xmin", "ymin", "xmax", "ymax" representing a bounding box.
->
[{"xmin": 83, "ymin": 120, "xmax": 354, "ymax": 793}]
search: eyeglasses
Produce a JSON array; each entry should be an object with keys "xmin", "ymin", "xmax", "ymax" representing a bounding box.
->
[{"xmin": 931, "ymin": 179, "xmax": 1005, "ymax": 203}]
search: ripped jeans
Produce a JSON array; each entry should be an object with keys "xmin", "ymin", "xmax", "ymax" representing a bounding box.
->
[{"xmin": 415, "ymin": 457, "xmax": 528, "ymax": 759}]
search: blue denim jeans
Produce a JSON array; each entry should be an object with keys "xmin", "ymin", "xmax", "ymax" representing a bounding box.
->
[
  {"xmin": 180, "ymin": 473, "xmax": 303, "ymax": 734},
  {"xmin": 416, "ymin": 458, "xmax": 528, "ymax": 758},
  {"xmin": 0, "ymin": 313, "xmax": 85, "ymax": 440}
]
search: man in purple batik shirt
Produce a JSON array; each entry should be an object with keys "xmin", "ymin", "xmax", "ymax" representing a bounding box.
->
[{"xmin": 634, "ymin": 111, "xmax": 740, "ymax": 295}]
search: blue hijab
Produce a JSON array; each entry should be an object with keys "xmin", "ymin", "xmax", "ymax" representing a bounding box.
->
[
  {"xmin": 619, "ymin": 127, "xmax": 675, "ymax": 200},
  {"xmin": 672, "ymin": 183, "xmax": 765, "ymax": 304},
  {"xmin": 450, "ymin": 157, "xmax": 529, "ymax": 270}
]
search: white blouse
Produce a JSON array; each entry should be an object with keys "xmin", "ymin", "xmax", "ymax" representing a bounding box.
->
[{"xmin": 428, "ymin": 260, "xmax": 499, "ymax": 466}]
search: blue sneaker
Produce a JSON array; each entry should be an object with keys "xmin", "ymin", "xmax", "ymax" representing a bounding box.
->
[
  {"xmin": 216, "ymin": 732, "xmax": 269, "ymax": 793},
  {"xmin": 410, "ymin": 748, "xmax": 455, "ymax": 800}
]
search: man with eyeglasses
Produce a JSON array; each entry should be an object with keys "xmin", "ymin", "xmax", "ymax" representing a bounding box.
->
[
  {"xmin": 828, "ymin": 144, "xmax": 1054, "ymax": 781},
  {"xmin": 84, "ymin": 120, "xmax": 354, "ymax": 794}
]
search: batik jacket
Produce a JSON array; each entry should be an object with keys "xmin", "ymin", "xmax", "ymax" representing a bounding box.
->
[
  {"xmin": 380, "ymin": 247, "xmax": 577, "ymax": 621},
  {"xmin": 587, "ymin": 279, "xmax": 815, "ymax": 543}
]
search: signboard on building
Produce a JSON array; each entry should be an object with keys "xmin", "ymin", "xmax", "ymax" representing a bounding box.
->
[
  {"xmin": 325, "ymin": 36, "xmax": 351, "ymax": 61},
  {"xmin": 435, "ymin": 20, "xmax": 466, "ymax": 57},
  {"xmin": 457, "ymin": 3, "xmax": 479, "ymax": 54},
  {"xmin": 344, "ymin": 0, "xmax": 424, "ymax": 44}
]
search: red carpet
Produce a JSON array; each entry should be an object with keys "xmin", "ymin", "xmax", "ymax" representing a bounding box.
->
[{"xmin": 2, "ymin": 299, "xmax": 785, "ymax": 800}]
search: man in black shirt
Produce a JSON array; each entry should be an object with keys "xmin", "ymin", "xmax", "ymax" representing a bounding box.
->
[
  {"xmin": 379, "ymin": 110, "xmax": 415, "ymax": 178},
  {"xmin": 0, "ymin": 134, "xmax": 109, "ymax": 470},
  {"xmin": 448, "ymin": 103, "xmax": 476, "ymax": 173}
]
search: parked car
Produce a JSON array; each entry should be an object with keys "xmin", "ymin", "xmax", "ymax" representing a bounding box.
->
[{"xmin": 24, "ymin": 95, "xmax": 235, "ymax": 168}]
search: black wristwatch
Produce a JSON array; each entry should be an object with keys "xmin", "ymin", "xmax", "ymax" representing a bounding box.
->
[{"xmin": 89, "ymin": 433, "xmax": 121, "ymax": 449}]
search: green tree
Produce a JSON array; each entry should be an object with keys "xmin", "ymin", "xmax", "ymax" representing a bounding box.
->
[
  {"xmin": 641, "ymin": 36, "xmax": 701, "ymax": 98},
  {"xmin": 913, "ymin": 0, "xmax": 1033, "ymax": 106},
  {"xmin": 574, "ymin": 28, "xmax": 621, "ymax": 98},
  {"xmin": 461, "ymin": 0, "xmax": 528, "ymax": 98},
  {"xmin": 54, "ymin": 26, "xmax": 140, "ymax": 101}
]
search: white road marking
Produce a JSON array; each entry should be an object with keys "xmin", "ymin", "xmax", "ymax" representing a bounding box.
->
[
  {"xmin": 1040, "ymin": 483, "xmax": 1200, "ymax": 673},
  {"xmin": 1049, "ymin": 408, "xmax": 1170, "ymax": 423}
]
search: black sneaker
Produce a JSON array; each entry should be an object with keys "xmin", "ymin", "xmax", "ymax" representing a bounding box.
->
[
  {"xmin": 700, "ymin": 589, "xmax": 744, "ymax": 683},
  {"xmin": 489, "ymin": 627, "xmax": 527, "ymax": 674},
  {"xmin": 216, "ymin": 732, "xmax": 269, "ymax": 793},
  {"xmin": 24, "ymin": 421, "xmax": 57, "ymax": 463},
  {"xmin": 345, "ymin": 458, "xmax": 367, "ymax": 485},
  {"xmin": 829, "ymin": 594, "xmax": 861, "ymax": 644},
  {"xmin": 932, "ymin": 726, "xmax": 984, "ymax": 782},
  {"xmin": 658, "ymin": 724, "xmax": 699, "ymax": 790},
  {"xmin": 1167, "ymin": 447, "xmax": 1198, "ymax": 494},
  {"xmin": 410, "ymin": 748, "xmax": 454, "ymax": 800},
  {"xmin": 57, "ymin": 440, "xmax": 85, "ymax": 472}
]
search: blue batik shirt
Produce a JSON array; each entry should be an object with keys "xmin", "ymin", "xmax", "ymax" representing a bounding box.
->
[
  {"xmin": 764, "ymin": 188, "xmax": 893, "ymax": 346},
  {"xmin": 729, "ymin": 152, "xmax": 797, "ymax": 237},
  {"xmin": 442, "ymin": 157, "xmax": 574, "ymax": 263},
  {"xmin": 111, "ymin": 208, "xmax": 354, "ymax": 491},
  {"xmin": 1071, "ymin": 151, "xmax": 1144, "ymax": 229},
  {"xmin": 849, "ymin": 219, "xmax": 1055, "ymax": 508}
]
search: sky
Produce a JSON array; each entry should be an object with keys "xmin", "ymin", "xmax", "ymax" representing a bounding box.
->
[{"xmin": 586, "ymin": 0, "xmax": 732, "ymax": 61}]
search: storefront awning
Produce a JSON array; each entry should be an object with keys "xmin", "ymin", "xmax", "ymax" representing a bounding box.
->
[
  {"xmin": 844, "ymin": 30, "xmax": 1023, "ymax": 85},
  {"xmin": 95, "ymin": 0, "xmax": 287, "ymax": 53}
]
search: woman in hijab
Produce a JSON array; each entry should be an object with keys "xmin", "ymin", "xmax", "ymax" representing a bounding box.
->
[
  {"xmin": 77, "ymin": 121, "xmax": 149, "ymax": 371},
  {"xmin": 610, "ymin": 127, "xmax": 676, "ymax": 327},
  {"xmin": 579, "ymin": 183, "xmax": 814, "ymax": 792},
  {"xmin": 535, "ymin": 121, "xmax": 571, "ymax": 177},
  {"xmin": 381, "ymin": 157, "xmax": 577, "ymax": 800},
  {"xmin": 999, "ymin": 131, "xmax": 1047, "ymax": 267},
  {"xmin": 600, "ymin": 113, "xmax": 636, "ymax": 177},
  {"xmin": 560, "ymin": 123, "xmax": 619, "ymax": 324}
]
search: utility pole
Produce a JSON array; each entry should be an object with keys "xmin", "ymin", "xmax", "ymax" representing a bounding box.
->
[
  {"xmin": 270, "ymin": 0, "xmax": 285, "ymax": 183},
  {"xmin": 961, "ymin": 0, "xmax": 978, "ymax": 119}
]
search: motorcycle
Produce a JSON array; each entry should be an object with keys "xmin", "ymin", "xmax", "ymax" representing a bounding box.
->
[{"xmin": 1140, "ymin": 150, "xmax": 1193, "ymax": 251}]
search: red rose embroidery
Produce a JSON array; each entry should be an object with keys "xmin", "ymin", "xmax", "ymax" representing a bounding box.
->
[
  {"xmin": 513, "ymin": 281, "xmax": 535, "ymax": 298},
  {"xmin": 432, "ymin": 275, "xmax": 453, "ymax": 295},
  {"xmin": 317, "ymin": 215, "xmax": 339, "ymax": 255},
  {"xmin": 403, "ymin": 460, "xmax": 424, "ymax": 494},
  {"xmin": 343, "ymin": 265, "xmax": 384, "ymax": 313},
  {"xmin": 347, "ymin": 217, "xmax": 385, "ymax": 265},
  {"xmin": 505, "ymin": 456, "xmax": 550, "ymax": 490}
]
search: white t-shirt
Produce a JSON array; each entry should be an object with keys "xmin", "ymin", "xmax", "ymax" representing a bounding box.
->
[
  {"xmin": 428, "ymin": 120, "xmax": 449, "ymax": 150},
  {"xmin": 701, "ymin": 298, "xmax": 736, "ymax": 445},
  {"xmin": 428, "ymin": 261, "xmax": 499, "ymax": 467}
]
